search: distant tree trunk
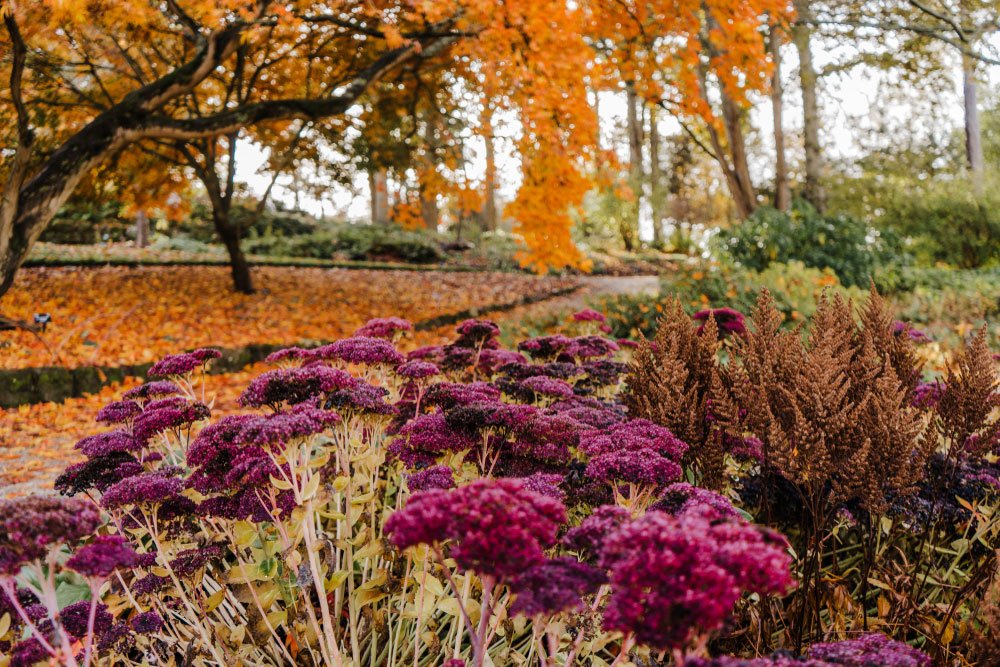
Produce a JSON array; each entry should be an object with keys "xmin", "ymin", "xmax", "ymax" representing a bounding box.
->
[
  {"xmin": 792, "ymin": 0, "xmax": 826, "ymax": 212},
  {"xmin": 370, "ymin": 168, "xmax": 390, "ymax": 225},
  {"xmin": 719, "ymin": 93, "xmax": 758, "ymax": 218},
  {"xmin": 482, "ymin": 115, "xmax": 498, "ymax": 233},
  {"xmin": 963, "ymin": 54, "xmax": 985, "ymax": 189},
  {"xmin": 421, "ymin": 186, "xmax": 439, "ymax": 231},
  {"xmin": 649, "ymin": 104, "xmax": 665, "ymax": 247},
  {"xmin": 212, "ymin": 202, "xmax": 253, "ymax": 294},
  {"xmin": 770, "ymin": 22, "xmax": 792, "ymax": 212},
  {"xmin": 593, "ymin": 89, "xmax": 602, "ymax": 150},
  {"xmin": 134, "ymin": 210, "xmax": 150, "ymax": 248},
  {"xmin": 624, "ymin": 80, "xmax": 643, "ymax": 251}
]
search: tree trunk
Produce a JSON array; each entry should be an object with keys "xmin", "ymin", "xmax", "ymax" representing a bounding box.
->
[
  {"xmin": 135, "ymin": 210, "xmax": 150, "ymax": 248},
  {"xmin": 792, "ymin": 0, "xmax": 826, "ymax": 212},
  {"xmin": 720, "ymin": 93, "xmax": 758, "ymax": 218},
  {"xmin": 370, "ymin": 168, "xmax": 390, "ymax": 225},
  {"xmin": 212, "ymin": 203, "xmax": 254, "ymax": 294},
  {"xmin": 770, "ymin": 23, "xmax": 792, "ymax": 212},
  {"xmin": 482, "ymin": 116, "xmax": 498, "ymax": 233},
  {"xmin": 624, "ymin": 80, "xmax": 643, "ymax": 251},
  {"xmin": 963, "ymin": 54, "xmax": 984, "ymax": 189},
  {"xmin": 649, "ymin": 104, "xmax": 665, "ymax": 247},
  {"xmin": 421, "ymin": 186, "xmax": 440, "ymax": 231}
]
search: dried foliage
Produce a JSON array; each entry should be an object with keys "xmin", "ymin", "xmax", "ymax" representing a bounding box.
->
[
  {"xmin": 937, "ymin": 326, "xmax": 1000, "ymax": 458},
  {"xmin": 624, "ymin": 297, "xmax": 735, "ymax": 489}
]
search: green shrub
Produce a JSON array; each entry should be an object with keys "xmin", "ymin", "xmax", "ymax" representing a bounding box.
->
[
  {"xmin": 879, "ymin": 180, "xmax": 1000, "ymax": 268},
  {"xmin": 719, "ymin": 201, "xmax": 887, "ymax": 287}
]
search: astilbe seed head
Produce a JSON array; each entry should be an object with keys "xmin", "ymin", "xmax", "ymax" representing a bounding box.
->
[
  {"xmin": 66, "ymin": 535, "xmax": 139, "ymax": 578},
  {"xmin": 0, "ymin": 497, "xmax": 101, "ymax": 573},
  {"xmin": 385, "ymin": 478, "xmax": 567, "ymax": 580},
  {"xmin": 148, "ymin": 348, "xmax": 221, "ymax": 376},
  {"xmin": 239, "ymin": 364, "xmax": 355, "ymax": 407},
  {"xmin": 354, "ymin": 317, "xmax": 413, "ymax": 339},
  {"xmin": 310, "ymin": 336, "xmax": 404, "ymax": 366},
  {"xmin": 509, "ymin": 556, "xmax": 606, "ymax": 617}
]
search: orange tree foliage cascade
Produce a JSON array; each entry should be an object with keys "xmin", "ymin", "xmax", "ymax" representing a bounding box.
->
[{"xmin": 1, "ymin": 0, "xmax": 790, "ymax": 281}]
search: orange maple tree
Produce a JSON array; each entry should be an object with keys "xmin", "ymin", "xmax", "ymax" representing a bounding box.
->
[{"xmin": 1, "ymin": 0, "xmax": 788, "ymax": 300}]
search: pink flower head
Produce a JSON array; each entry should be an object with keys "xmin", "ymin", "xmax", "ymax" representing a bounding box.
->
[
  {"xmin": 354, "ymin": 317, "xmax": 413, "ymax": 339},
  {"xmin": 66, "ymin": 535, "xmax": 139, "ymax": 578},
  {"xmin": 585, "ymin": 448, "xmax": 682, "ymax": 487},
  {"xmin": 892, "ymin": 320, "xmax": 931, "ymax": 343},
  {"xmin": 148, "ymin": 348, "xmax": 221, "ymax": 376},
  {"xmin": 599, "ymin": 510, "xmax": 794, "ymax": 650},
  {"xmin": 122, "ymin": 381, "xmax": 181, "ymax": 402},
  {"xmin": 519, "ymin": 376, "xmax": 575, "ymax": 400},
  {"xmin": 132, "ymin": 401, "xmax": 210, "ymax": 443},
  {"xmin": 406, "ymin": 465, "xmax": 456, "ymax": 492},
  {"xmin": 96, "ymin": 400, "xmax": 142, "ymax": 424},
  {"xmin": 692, "ymin": 308, "xmax": 746, "ymax": 337},
  {"xmin": 75, "ymin": 430, "xmax": 140, "ymax": 457},
  {"xmin": 562, "ymin": 505, "xmax": 631, "ymax": 558},
  {"xmin": 509, "ymin": 556, "xmax": 606, "ymax": 617},
  {"xmin": 397, "ymin": 360, "xmax": 441, "ymax": 380},
  {"xmin": 265, "ymin": 346, "xmax": 312, "ymax": 364},
  {"xmin": 573, "ymin": 308, "xmax": 607, "ymax": 324},
  {"xmin": 100, "ymin": 470, "xmax": 186, "ymax": 510},
  {"xmin": 237, "ymin": 405, "xmax": 341, "ymax": 449},
  {"xmin": 565, "ymin": 336, "xmax": 619, "ymax": 360},
  {"xmin": 519, "ymin": 335, "xmax": 574, "ymax": 360},
  {"xmin": 424, "ymin": 381, "xmax": 502, "ymax": 409},
  {"xmin": 807, "ymin": 633, "xmax": 931, "ymax": 666},
  {"xmin": 239, "ymin": 365, "xmax": 355, "ymax": 407},
  {"xmin": 454, "ymin": 319, "xmax": 501, "ymax": 347},
  {"xmin": 652, "ymin": 482, "xmax": 741, "ymax": 520},
  {"xmin": 0, "ymin": 497, "xmax": 101, "ymax": 574},
  {"xmin": 310, "ymin": 336, "xmax": 404, "ymax": 367},
  {"xmin": 386, "ymin": 478, "xmax": 567, "ymax": 579}
]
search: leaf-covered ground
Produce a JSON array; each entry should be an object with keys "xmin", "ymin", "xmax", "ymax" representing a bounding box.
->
[{"xmin": 1, "ymin": 265, "xmax": 576, "ymax": 370}]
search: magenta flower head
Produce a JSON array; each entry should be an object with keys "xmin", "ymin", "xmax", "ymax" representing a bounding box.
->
[
  {"xmin": 518, "ymin": 334, "xmax": 573, "ymax": 360},
  {"xmin": 237, "ymin": 405, "xmax": 341, "ymax": 449},
  {"xmin": 406, "ymin": 465, "xmax": 456, "ymax": 492},
  {"xmin": 132, "ymin": 401, "xmax": 210, "ymax": 443},
  {"xmin": 693, "ymin": 307, "xmax": 746, "ymax": 337},
  {"xmin": 424, "ymin": 381, "xmax": 502, "ymax": 409},
  {"xmin": 385, "ymin": 478, "xmax": 567, "ymax": 580},
  {"xmin": 66, "ymin": 535, "xmax": 139, "ymax": 578},
  {"xmin": 265, "ymin": 346, "xmax": 311, "ymax": 364},
  {"xmin": 573, "ymin": 308, "xmax": 607, "ymax": 324},
  {"xmin": 807, "ymin": 633, "xmax": 931, "ymax": 666},
  {"xmin": 397, "ymin": 360, "xmax": 441, "ymax": 380},
  {"xmin": 519, "ymin": 376, "xmax": 576, "ymax": 401},
  {"xmin": 354, "ymin": 317, "xmax": 413, "ymax": 339},
  {"xmin": 148, "ymin": 348, "xmax": 221, "ymax": 377},
  {"xmin": 892, "ymin": 320, "xmax": 931, "ymax": 343},
  {"xmin": 599, "ymin": 509, "xmax": 793, "ymax": 650},
  {"xmin": 100, "ymin": 470, "xmax": 186, "ymax": 510},
  {"xmin": 454, "ymin": 319, "xmax": 501, "ymax": 347},
  {"xmin": 912, "ymin": 381, "xmax": 945, "ymax": 409},
  {"xmin": 565, "ymin": 336, "xmax": 619, "ymax": 360},
  {"xmin": 310, "ymin": 336, "xmax": 404, "ymax": 367},
  {"xmin": 509, "ymin": 556, "xmax": 606, "ymax": 617},
  {"xmin": 585, "ymin": 448, "xmax": 682, "ymax": 487},
  {"xmin": 96, "ymin": 400, "xmax": 142, "ymax": 424},
  {"xmin": 75, "ymin": 430, "xmax": 140, "ymax": 457},
  {"xmin": 581, "ymin": 418, "xmax": 688, "ymax": 461},
  {"xmin": 122, "ymin": 380, "xmax": 180, "ymax": 403},
  {"xmin": 562, "ymin": 505, "xmax": 631, "ymax": 559},
  {"xmin": 55, "ymin": 452, "xmax": 142, "ymax": 496},
  {"xmin": 0, "ymin": 497, "xmax": 101, "ymax": 574},
  {"xmin": 652, "ymin": 482, "xmax": 741, "ymax": 520},
  {"xmin": 388, "ymin": 413, "xmax": 477, "ymax": 466},
  {"xmin": 239, "ymin": 364, "xmax": 354, "ymax": 408}
]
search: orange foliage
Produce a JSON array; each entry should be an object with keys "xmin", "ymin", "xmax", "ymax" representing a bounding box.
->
[{"xmin": 0, "ymin": 266, "xmax": 576, "ymax": 370}]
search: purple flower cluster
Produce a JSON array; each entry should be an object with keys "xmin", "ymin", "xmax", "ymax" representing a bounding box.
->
[
  {"xmin": 100, "ymin": 470, "xmax": 186, "ymax": 510},
  {"xmin": 651, "ymin": 482, "xmax": 741, "ymax": 520},
  {"xmin": 519, "ymin": 375, "xmax": 576, "ymax": 400},
  {"xmin": 66, "ymin": 535, "xmax": 139, "ymax": 578},
  {"xmin": 573, "ymin": 308, "xmax": 607, "ymax": 323},
  {"xmin": 599, "ymin": 509, "xmax": 794, "ymax": 650},
  {"xmin": 509, "ymin": 556, "xmax": 606, "ymax": 617},
  {"xmin": 385, "ymin": 478, "xmax": 567, "ymax": 579},
  {"xmin": 239, "ymin": 364, "xmax": 354, "ymax": 407},
  {"xmin": 806, "ymin": 633, "xmax": 930, "ymax": 666},
  {"xmin": 122, "ymin": 381, "xmax": 181, "ymax": 402},
  {"xmin": 397, "ymin": 360, "xmax": 441, "ymax": 380},
  {"xmin": 892, "ymin": 320, "xmax": 931, "ymax": 343},
  {"xmin": 95, "ymin": 400, "xmax": 142, "ymax": 424},
  {"xmin": 354, "ymin": 317, "xmax": 413, "ymax": 339},
  {"xmin": 693, "ymin": 307, "xmax": 747, "ymax": 337},
  {"xmin": 311, "ymin": 336, "xmax": 405, "ymax": 366},
  {"xmin": 0, "ymin": 497, "xmax": 101, "ymax": 574},
  {"xmin": 148, "ymin": 348, "xmax": 221, "ymax": 376},
  {"xmin": 581, "ymin": 419, "xmax": 688, "ymax": 489},
  {"xmin": 406, "ymin": 465, "xmax": 456, "ymax": 492}
]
